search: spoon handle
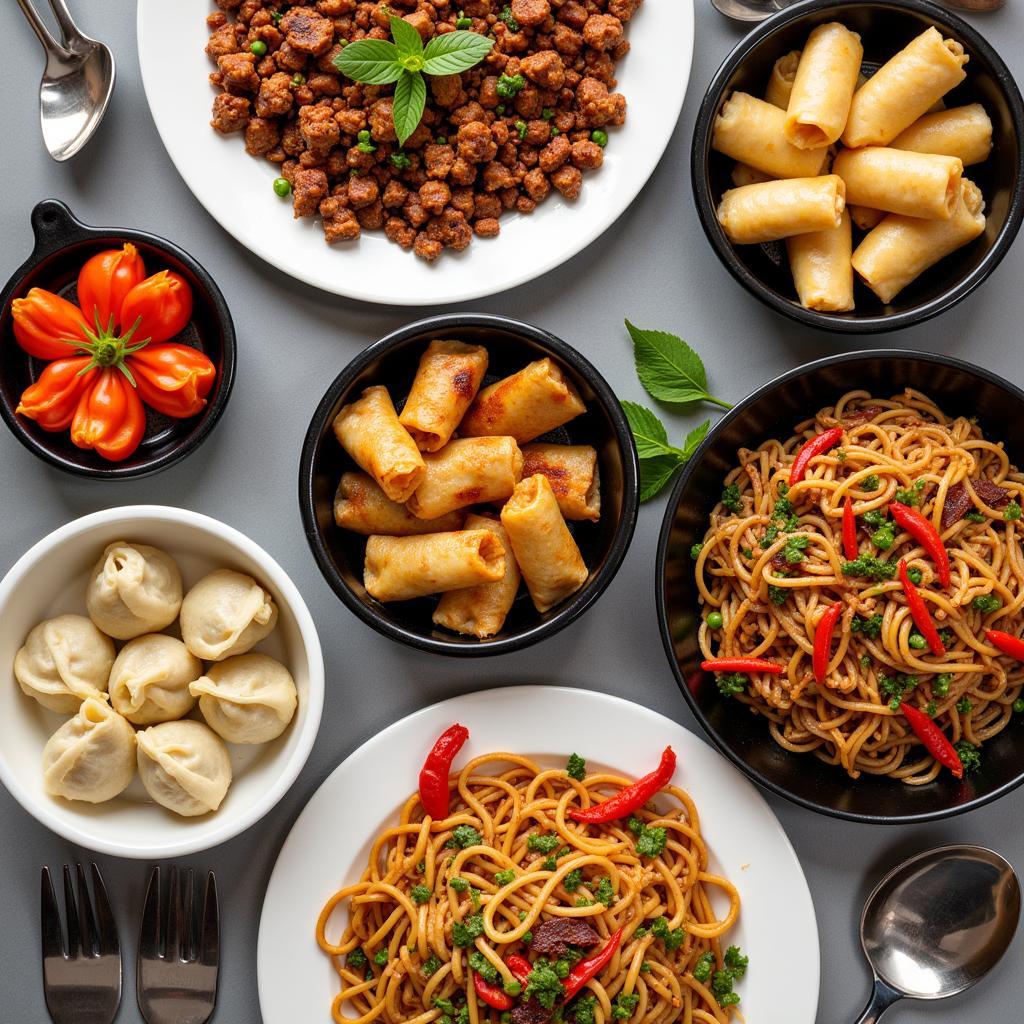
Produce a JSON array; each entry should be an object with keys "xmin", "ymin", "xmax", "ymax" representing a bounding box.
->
[
  {"xmin": 15, "ymin": 0, "xmax": 70, "ymax": 55},
  {"xmin": 46, "ymin": 0, "xmax": 85, "ymax": 47},
  {"xmin": 853, "ymin": 978, "xmax": 901, "ymax": 1024}
]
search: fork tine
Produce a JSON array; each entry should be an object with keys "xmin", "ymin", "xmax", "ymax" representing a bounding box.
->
[
  {"xmin": 62, "ymin": 865, "xmax": 81, "ymax": 956},
  {"xmin": 199, "ymin": 872, "xmax": 219, "ymax": 967},
  {"xmin": 90, "ymin": 864, "xmax": 120, "ymax": 956},
  {"xmin": 182, "ymin": 868, "xmax": 196, "ymax": 962},
  {"xmin": 75, "ymin": 863, "xmax": 98, "ymax": 957},
  {"xmin": 139, "ymin": 867, "xmax": 161, "ymax": 960},
  {"xmin": 40, "ymin": 867, "xmax": 65, "ymax": 960},
  {"xmin": 166, "ymin": 866, "xmax": 183, "ymax": 962}
]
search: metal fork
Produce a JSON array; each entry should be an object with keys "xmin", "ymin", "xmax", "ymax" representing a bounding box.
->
[
  {"xmin": 138, "ymin": 867, "xmax": 220, "ymax": 1024},
  {"xmin": 41, "ymin": 863, "xmax": 122, "ymax": 1024}
]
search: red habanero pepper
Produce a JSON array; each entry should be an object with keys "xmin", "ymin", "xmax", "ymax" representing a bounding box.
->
[
  {"xmin": 128, "ymin": 343, "xmax": 216, "ymax": 418},
  {"xmin": 569, "ymin": 748, "xmax": 676, "ymax": 824},
  {"xmin": 15, "ymin": 357, "xmax": 96, "ymax": 432},
  {"xmin": 986, "ymin": 630, "xmax": 1024, "ymax": 662},
  {"xmin": 119, "ymin": 270, "xmax": 193, "ymax": 345},
  {"xmin": 472, "ymin": 971, "xmax": 513, "ymax": 1011},
  {"xmin": 505, "ymin": 954, "xmax": 532, "ymax": 986},
  {"xmin": 899, "ymin": 702, "xmax": 964, "ymax": 778},
  {"xmin": 700, "ymin": 657, "xmax": 783, "ymax": 675},
  {"xmin": 11, "ymin": 288, "xmax": 90, "ymax": 360},
  {"xmin": 898, "ymin": 559, "xmax": 946, "ymax": 656},
  {"xmin": 562, "ymin": 929, "xmax": 624, "ymax": 1000},
  {"xmin": 77, "ymin": 243, "xmax": 147, "ymax": 331},
  {"xmin": 842, "ymin": 497, "xmax": 858, "ymax": 561},
  {"xmin": 789, "ymin": 427, "xmax": 844, "ymax": 485},
  {"xmin": 813, "ymin": 603, "xmax": 843, "ymax": 685},
  {"xmin": 418, "ymin": 723, "xmax": 469, "ymax": 820},
  {"xmin": 889, "ymin": 502, "xmax": 951, "ymax": 589}
]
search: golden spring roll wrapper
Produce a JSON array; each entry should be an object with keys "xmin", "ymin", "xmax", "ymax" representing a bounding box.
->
[
  {"xmin": 766, "ymin": 50, "xmax": 801, "ymax": 109},
  {"xmin": 833, "ymin": 147, "xmax": 963, "ymax": 220},
  {"xmin": 459, "ymin": 358, "xmax": 586, "ymax": 443},
  {"xmin": 731, "ymin": 162, "xmax": 773, "ymax": 188},
  {"xmin": 500, "ymin": 474, "xmax": 588, "ymax": 614},
  {"xmin": 432, "ymin": 514, "xmax": 522, "ymax": 638},
  {"xmin": 333, "ymin": 385, "xmax": 425, "ymax": 503},
  {"xmin": 363, "ymin": 530, "xmax": 505, "ymax": 602},
  {"xmin": 521, "ymin": 443, "xmax": 601, "ymax": 522},
  {"xmin": 712, "ymin": 92, "xmax": 830, "ymax": 179},
  {"xmin": 848, "ymin": 204, "xmax": 886, "ymax": 231},
  {"xmin": 398, "ymin": 340, "xmax": 489, "ymax": 452},
  {"xmin": 890, "ymin": 103, "xmax": 993, "ymax": 167},
  {"xmin": 786, "ymin": 210, "xmax": 855, "ymax": 312},
  {"xmin": 407, "ymin": 436, "xmax": 524, "ymax": 520},
  {"xmin": 851, "ymin": 178, "xmax": 986, "ymax": 303},
  {"xmin": 334, "ymin": 472, "xmax": 466, "ymax": 536},
  {"xmin": 842, "ymin": 27, "xmax": 968, "ymax": 148},
  {"xmin": 784, "ymin": 23, "xmax": 863, "ymax": 150},
  {"xmin": 718, "ymin": 175, "xmax": 846, "ymax": 245}
]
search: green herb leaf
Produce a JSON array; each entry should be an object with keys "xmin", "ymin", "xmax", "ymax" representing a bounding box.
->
[
  {"xmin": 625, "ymin": 320, "xmax": 731, "ymax": 409},
  {"xmin": 639, "ymin": 455, "xmax": 683, "ymax": 503},
  {"xmin": 393, "ymin": 70, "xmax": 427, "ymax": 145},
  {"xmin": 422, "ymin": 29, "xmax": 495, "ymax": 75},
  {"xmin": 333, "ymin": 39, "xmax": 403, "ymax": 84},
  {"xmin": 621, "ymin": 400, "xmax": 679, "ymax": 460},
  {"xmin": 390, "ymin": 14, "xmax": 424, "ymax": 56},
  {"xmin": 566, "ymin": 752, "xmax": 586, "ymax": 781}
]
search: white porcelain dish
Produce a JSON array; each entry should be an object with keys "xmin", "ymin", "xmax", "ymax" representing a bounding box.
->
[
  {"xmin": 257, "ymin": 685, "xmax": 820, "ymax": 1023},
  {"xmin": 136, "ymin": 1, "xmax": 693, "ymax": 305},
  {"xmin": 0, "ymin": 505, "xmax": 324, "ymax": 859}
]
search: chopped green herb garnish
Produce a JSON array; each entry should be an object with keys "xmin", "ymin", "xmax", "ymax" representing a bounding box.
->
[
  {"xmin": 954, "ymin": 740, "xmax": 981, "ymax": 774},
  {"xmin": 879, "ymin": 673, "xmax": 917, "ymax": 711},
  {"xmin": 782, "ymin": 534, "xmax": 810, "ymax": 563},
  {"xmin": 721, "ymin": 483, "xmax": 742, "ymax": 514},
  {"xmin": 871, "ymin": 521, "xmax": 896, "ymax": 550},
  {"xmin": 390, "ymin": 151, "xmax": 412, "ymax": 170},
  {"xmin": 925, "ymin": 700, "xmax": 938, "ymax": 717},
  {"xmin": 933, "ymin": 674, "xmax": 953, "ymax": 698},
  {"xmin": 690, "ymin": 542, "xmax": 703, "ymax": 560},
  {"xmin": 416, "ymin": 860, "xmax": 426, "ymax": 873},
  {"xmin": 717, "ymin": 673, "xmax": 747, "ymax": 697},
  {"xmin": 374, "ymin": 948, "xmax": 389, "ymax": 965},
  {"xmin": 499, "ymin": 5, "xmax": 520, "ymax": 30},
  {"xmin": 469, "ymin": 887, "xmax": 481, "ymax": 909},
  {"xmin": 1012, "ymin": 698, "xmax": 1024, "ymax": 713},
  {"xmin": 494, "ymin": 869, "xmax": 516, "ymax": 886},
  {"xmin": 634, "ymin": 825, "xmax": 668, "ymax": 858},
  {"xmin": 651, "ymin": 916, "xmax": 685, "ymax": 951},
  {"xmin": 842, "ymin": 555, "xmax": 898, "ymax": 581},
  {"xmin": 906, "ymin": 567, "xmax": 923, "ymax": 585},
  {"xmin": 448, "ymin": 825, "xmax": 482, "ymax": 849},
  {"xmin": 693, "ymin": 951, "xmax": 715, "ymax": 982},
  {"xmin": 862, "ymin": 475, "xmax": 880, "ymax": 491},
  {"xmin": 1005, "ymin": 500, "xmax": 1022, "ymax": 521},
  {"xmin": 863, "ymin": 509, "xmax": 887, "ymax": 529},
  {"xmin": 449, "ymin": 876, "xmax": 468, "ymax": 892},
  {"xmin": 894, "ymin": 479, "xmax": 926, "ymax": 505},
  {"xmin": 469, "ymin": 950, "xmax": 499, "ymax": 984},
  {"xmin": 592, "ymin": 877, "xmax": 614, "ymax": 906},
  {"xmin": 973, "ymin": 594, "xmax": 1002, "ymax": 613},
  {"xmin": 561, "ymin": 868, "xmax": 583, "ymax": 892},
  {"xmin": 422, "ymin": 954, "xmax": 441, "ymax": 977},
  {"xmin": 525, "ymin": 959, "xmax": 565, "ymax": 1009},
  {"xmin": 522, "ymin": 931, "xmax": 533, "ymax": 944},
  {"xmin": 566, "ymin": 752, "xmax": 586, "ymax": 781},
  {"xmin": 452, "ymin": 914, "xmax": 484, "ymax": 946},
  {"xmin": 611, "ymin": 993, "xmax": 640, "ymax": 1019},
  {"xmin": 575, "ymin": 897, "xmax": 595, "ymax": 907},
  {"xmin": 347, "ymin": 947, "xmax": 368, "ymax": 968},
  {"xmin": 956, "ymin": 697, "xmax": 973, "ymax": 713},
  {"xmin": 851, "ymin": 613, "xmax": 884, "ymax": 639},
  {"xmin": 767, "ymin": 585, "xmax": 789, "ymax": 606},
  {"xmin": 572, "ymin": 994, "xmax": 597, "ymax": 1024},
  {"xmin": 410, "ymin": 885, "xmax": 431, "ymax": 905},
  {"xmin": 496, "ymin": 73, "xmax": 525, "ymax": 99},
  {"xmin": 965, "ymin": 510, "xmax": 987, "ymax": 523},
  {"xmin": 527, "ymin": 833, "xmax": 561, "ymax": 854}
]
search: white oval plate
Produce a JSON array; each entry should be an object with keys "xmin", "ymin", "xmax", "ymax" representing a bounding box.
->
[
  {"xmin": 137, "ymin": 2, "xmax": 693, "ymax": 305},
  {"xmin": 257, "ymin": 685, "xmax": 819, "ymax": 1023}
]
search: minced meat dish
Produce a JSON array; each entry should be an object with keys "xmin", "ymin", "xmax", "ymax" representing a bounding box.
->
[{"xmin": 205, "ymin": 0, "xmax": 640, "ymax": 260}]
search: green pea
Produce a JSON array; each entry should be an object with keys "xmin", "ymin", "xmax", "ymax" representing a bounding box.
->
[
  {"xmin": 273, "ymin": 177, "xmax": 291, "ymax": 197},
  {"xmin": 908, "ymin": 634, "xmax": 928, "ymax": 650},
  {"xmin": 457, "ymin": 13, "xmax": 473, "ymax": 28},
  {"xmin": 591, "ymin": 129, "xmax": 608, "ymax": 147},
  {"xmin": 707, "ymin": 612, "xmax": 724, "ymax": 630},
  {"xmin": 291, "ymin": 73, "xmax": 305, "ymax": 86},
  {"xmin": 250, "ymin": 40, "xmax": 267, "ymax": 57},
  {"xmin": 1013, "ymin": 698, "xmax": 1024, "ymax": 713}
]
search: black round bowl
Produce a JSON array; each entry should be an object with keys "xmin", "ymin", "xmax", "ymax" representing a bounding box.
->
[
  {"xmin": 0, "ymin": 200, "xmax": 235, "ymax": 478},
  {"xmin": 656, "ymin": 350, "xmax": 1024, "ymax": 823},
  {"xmin": 691, "ymin": 0, "xmax": 1024, "ymax": 333},
  {"xmin": 299, "ymin": 314, "xmax": 639, "ymax": 657}
]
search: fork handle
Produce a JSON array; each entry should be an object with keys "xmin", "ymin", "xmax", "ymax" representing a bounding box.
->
[{"xmin": 15, "ymin": 0, "xmax": 72, "ymax": 57}]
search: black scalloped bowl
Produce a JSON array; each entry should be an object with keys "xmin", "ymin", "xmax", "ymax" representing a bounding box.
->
[
  {"xmin": 691, "ymin": 0, "xmax": 1024, "ymax": 333},
  {"xmin": 0, "ymin": 200, "xmax": 235, "ymax": 478},
  {"xmin": 656, "ymin": 350, "xmax": 1024, "ymax": 823},
  {"xmin": 299, "ymin": 314, "xmax": 640, "ymax": 657}
]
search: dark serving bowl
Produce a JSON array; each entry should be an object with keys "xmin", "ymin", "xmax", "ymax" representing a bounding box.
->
[
  {"xmin": 657, "ymin": 350, "xmax": 1024, "ymax": 823},
  {"xmin": 0, "ymin": 200, "xmax": 235, "ymax": 478},
  {"xmin": 300, "ymin": 314, "xmax": 639, "ymax": 657},
  {"xmin": 691, "ymin": 0, "xmax": 1024, "ymax": 333}
]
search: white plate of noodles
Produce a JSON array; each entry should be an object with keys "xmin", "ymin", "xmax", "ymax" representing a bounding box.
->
[{"xmin": 257, "ymin": 686, "xmax": 818, "ymax": 1024}]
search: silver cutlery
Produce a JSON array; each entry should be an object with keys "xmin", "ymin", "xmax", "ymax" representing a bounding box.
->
[
  {"xmin": 15, "ymin": 0, "xmax": 115, "ymax": 161},
  {"xmin": 711, "ymin": 0, "xmax": 1005, "ymax": 24},
  {"xmin": 138, "ymin": 867, "xmax": 220, "ymax": 1024},
  {"xmin": 41, "ymin": 863, "xmax": 122, "ymax": 1024},
  {"xmin": 855, "ymin": 845, "xmax": 1020, "ymax": 1023}
]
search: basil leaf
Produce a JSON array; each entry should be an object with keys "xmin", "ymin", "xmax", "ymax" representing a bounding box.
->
[
  {"xmin": 626, "ymin": 319, "xmax": 731, "ymax": 409},
  {"xmin": 622, "ymin": 400, "xmax": 678, "ymax": 460},
  {"xmin": 639, "ymin": 455, "xmax": 683, "ymax": 503},
  {"xmin": 683, "ymin": 420, "xmax": 710, "ymax": 454},
  {"xmin": 634, "ymin": 418, "xmax": 711, "ymax": 502},
  {"xmin": 393, "ymin": 69, "xmax": 427, "ymax": 146},
  {"xmin": 390, "ymin": 14, "xmax": 424, "ymax": 57},
  {"xmin": 422, "ymin": 30, "xmax": 495, "ymax": 76},
  {"xmin": 334, "ymin": 39, "xmax": 403, "ymax": 84}
]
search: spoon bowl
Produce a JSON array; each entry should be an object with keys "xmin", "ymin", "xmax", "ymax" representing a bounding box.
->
[{"xmin": 39, "ymin": 40, "xmax": 115, "ymax": 161}]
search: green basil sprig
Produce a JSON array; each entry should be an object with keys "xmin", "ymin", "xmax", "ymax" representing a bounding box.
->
[{"xmin": 334, "ymin": 17, "xmax": 494, "ymax": 145}]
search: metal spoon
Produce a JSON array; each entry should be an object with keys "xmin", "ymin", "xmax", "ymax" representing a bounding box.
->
[
  {"xmin": 856, "ymin": 845, "xmax": 1020, "ymax": 1024},
  {"xmin": 15, "ymin": 0, "xmax": 115, "ymax": 161},
  {"xmin": 711, "ymin": 0, "xmax": 1005, "ymax": 23}
]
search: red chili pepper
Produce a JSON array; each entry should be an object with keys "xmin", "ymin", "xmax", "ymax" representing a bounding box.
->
[
  {"xmin": 129, "ymin": 343, "xmax": 217, "ymax": 418},
  {"xmin": 418, "ymin": 724, "xmax": 469, "ymax": 820},
  {"xmin": 473, "ymin": 971, "xmax": 513, "ymax": 1011},
  {"xmin": 505, "ymin": 954, "xmax": 532, "ymax": 986},
  {"xmin": 986, "ymin": 629, "xmax": 1024, "ymax": 662},
  {"xmin": 119, "ymin": 270, "xmax": 193, "ymax": 345},
  {"xmin": 789, "ymin": 427, "xmax": 844, "ymax": 485},
  {"xmin": 11, "ymin": 288, "xmax": 90, "ymax": 360},
  {"xmin": 898, "ymin": 559, "xmax": 945, "ymax": 656},
  {"xmin": 77, "ymin": 243, "xmax": 147, "ymax": 331},
  {"xmin": 889, "ymin": 502, "xmax": 951, "ymax": 589},
  {"xmin": 569, "ymin": 747, "xmax": 675, "ymax": 824},
  {"xmin": 700, "ymin": 657, "xmax": 783, "ymax": 675},
  {"xmin": 842, "ymin": 496, "xmax": 858, "ymax": 561},
  {"xmin": 563, "ymin": 928, "xmax": 623, "ymax": 1000},
  {"xmin": 899, "ymin": 702, "xmax": 963, "ymax": 779},
  {"xmin": 813, "ymin": 603, "xmax": 842, "ymax": 684},
  {"xmin": 15, "ymin": 357, "xmax": 97, "ymax": 432},
  {"xmin": 69, "ymin": 368, "xmax": 147, "ymax": 462}
]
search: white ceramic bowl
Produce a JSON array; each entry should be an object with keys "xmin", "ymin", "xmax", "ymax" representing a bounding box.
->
[{"xmin": 0, "ymin": 505, "xmax": 324, "ymax": 859}]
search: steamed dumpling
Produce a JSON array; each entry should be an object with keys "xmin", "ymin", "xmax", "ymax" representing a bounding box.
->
[
  {"xmin": 190, "ymin": 654, "xmax": 298, "ymax": 744},
  {"xmin": 108, "ymin": 634, "xmax": 203, "ymax": 726},
  {"xmin": 85, "ymin": 542, "xmax": 183, "ymax": 640},
  {"xmin": 136, "ymin": 720, "xmax": 232, "ymax": 817},
  {"xmin": 14, "ymin": 614, "xmax": 115, "ymax": 714},
  {"xmin": 42, "ymin": 698, "xmax": 136, "ymax": 803},
  {"xmin": 179, "ymin": 569, "xmax": 278, "ymax": 661}
]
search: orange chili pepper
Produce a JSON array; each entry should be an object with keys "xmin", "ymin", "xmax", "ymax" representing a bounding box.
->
[
  {"xmin": 70, "ymin": 368, "xmax": 146, "ymax": 462},
  {"xmin": 119, "ymin": 271, "xmax": 193, "ymax": 345},
  {"xmin": 11, "ymin": 288, "xmax": 90, "ymax": 360},
  {"xmin": 15, "ymin": 357, "xmax": 97, "ymax": 432},
  {"xmin": 77, "ymin": 243, "xmax": 147, "ymax": 332},
  {"xmin": 128, "ymin": 343, "xmax": 216, "ymax": 418}
]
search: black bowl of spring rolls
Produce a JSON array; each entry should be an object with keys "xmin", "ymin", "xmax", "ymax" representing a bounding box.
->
[
  {"xmin": 691, "ymin": 0, "xmax": 1024, "ymax": 333},
  {"xmin": 298, "ymin": 313, "xmax": 639, "ymax": 657}
]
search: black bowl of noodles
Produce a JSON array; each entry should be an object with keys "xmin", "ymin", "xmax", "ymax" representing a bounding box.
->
[{"xmin": 656, "ymin": 349, "xmax": 1024, "ymax": 823}]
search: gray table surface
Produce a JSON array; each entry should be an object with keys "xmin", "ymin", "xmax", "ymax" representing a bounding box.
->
[{"xmin": 2, "ymin": 1, "xmax": 1023, "ymax": 1022}]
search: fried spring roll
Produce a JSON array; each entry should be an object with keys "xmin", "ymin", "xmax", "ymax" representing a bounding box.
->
[
  {"xmin": 718, "ymin": 175, "xmax": 846, "ymax": 245},
  {"xmin": 398, "ymin": 339, "xmax": 489, "ymax": 452},
  {"xmin": 890, "ymin": 103, "xmax": 993, "ymax": 167},
  {"xmin": 521, "ymin": 443, "xmax": 601, "ymax": 522},
  {"xmin": 333, "ymin": 386, "xmax": 425, "ymax": 503},
  {"xmin": 334, "ymin": 472, "xmax": 466, "ymax": 536},
  {"xmin": 363, "ymin": 530, "xmax": 505, "ymax": 602},
  {"xmin": 786, "ymin": 210, "xmax": 855, "ymax": 313},
  {"xmin": 851, "ymin": 178, "xmax": 986, "ymax": 303},
  {"xmin": 833, "ymin": 147, "xmax": 963, "ymax": 220},
  {"xmin": 765, "ymin": 51, "xmax": 801, "ymax": 109},
  {"xmin": 848, "ymin": 205, "xmax": 886, "ymax": 231},
  {"xmin": 432, "ymin": 514, "xmax": 521, "ymax": 638},
  {"xmin": 459, "ymin": 358, "xmax": 585, "ymax": 443},
  {"xmin": 842, "ymin": 27, "xmax": 968, "ymax": 148},
  {"xmin": 501, "ymin": 475, "xmax": 588, "ymax": 613},
  {"xmin": 407, "ymin": 437, "xmax": 524, "ymax": 520}
]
